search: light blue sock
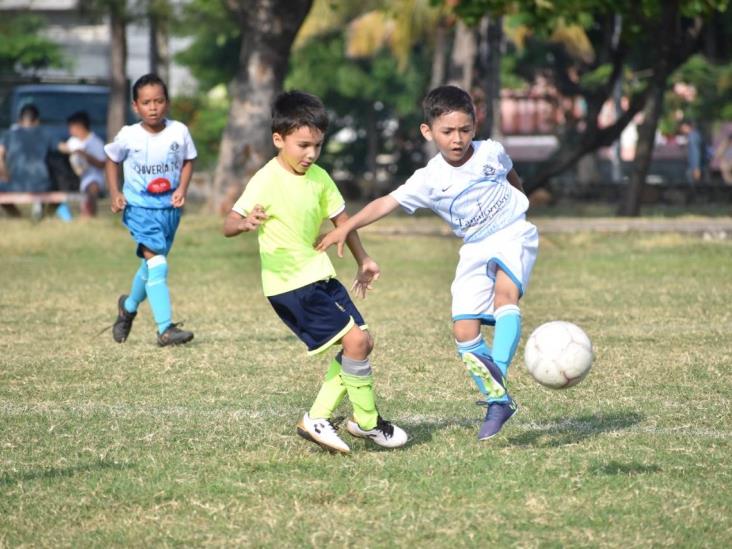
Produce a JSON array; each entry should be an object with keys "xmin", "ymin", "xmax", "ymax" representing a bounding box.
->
[
  {"xmin": 457, "ymin": 334, "xmax": 493, "ymax": 396},
  {"xmin": 55, "ymin": 202, "xmax": 72, "ymax": 222},
  {"xmin": 145, "ymin": 255, "xmax": 172, "ymax": 334},
  {"xmin": 492, "ymin": 305, "xmax": 522, "ymax": 377},
  {"xmin": 124, "ymin": 259, "xmax": 148, "ymax": 313}
]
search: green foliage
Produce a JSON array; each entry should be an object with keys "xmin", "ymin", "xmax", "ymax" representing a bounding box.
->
[
  {"xmin": 174, "ymin": 0, "xmax": 241, "ymax": 91},
  {"xmin": 286, "ymin": 32, "xmax": 430, "ymax": 179},
  {"xmin": 171, "ymin": 91, "xmax": 230, "ymax": 169},
  {"xmin": 578, "ymin": 63, "xmax": 613, "ymax": 91},
  {"xmin": 665, "ymin": 54, "xmax": 732, "ymax": 129},
  {"xmin": 0, "ymin": 14, "xmax": 65, "ymax": 75}
]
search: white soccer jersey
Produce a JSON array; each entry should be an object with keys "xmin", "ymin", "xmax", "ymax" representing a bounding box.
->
[
  {"xmin": 104, "ymin": 120, "xmax": 197, "ymax": 209},
  {"xmin": 66, "ymin": 132, "xmax": 106, "ymax": 192},
  {"xmin": 390, "ymin": 140, "xmax": 529, "ymax": 243}
]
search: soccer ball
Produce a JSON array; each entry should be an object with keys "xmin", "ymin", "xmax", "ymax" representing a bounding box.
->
[
  {"xmin": 69, "ymin": 152, "xmax": 88, "ymax": 176},
  {"xmin": 524, "ymin": 321, "xmax": 593, "ymax": 389}
]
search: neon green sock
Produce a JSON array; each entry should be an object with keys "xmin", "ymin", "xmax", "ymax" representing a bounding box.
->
[
  {"xmin": 342, "ymin": 372, "xmax": 378, "ymax": 430},
  {"xmin": 309, "ymin": 358, "xmax": 347, "ymax": 419}
]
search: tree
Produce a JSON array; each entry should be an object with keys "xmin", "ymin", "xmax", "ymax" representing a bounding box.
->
[
  {"xmin": 148, "ymin": 0, "xmax": 172, "ymax": 82},
  {"xmin": 107, "ymin": 1, "xmax": 128, "ymax": 141},
  {"xmin": 487, "ymin": 0, "xmax": 727, "ymax": 217},
  {"xmin": 0, "ymin": 14, "xmax": 64, "ymax": 76},
  {"xmin": 174, "ymin": 0, "xmax": 242, "ymax": 91},
  {"xmin": 211, "ymin": 0, "xmax": 313, "ymax": 213},
  {"xmin": 78, "ymin": 0, "xmax": 136, "ymax": 140},
  {"xmin": 286, "ymin": 31, "xmax": 430, "ymax": 190}
]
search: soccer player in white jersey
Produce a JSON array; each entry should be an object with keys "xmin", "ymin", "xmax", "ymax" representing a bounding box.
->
[
  {"xmin": 317, "ymin": 86, "xmax": 538, "ymax": 440},
  {"xmin": 105, "ymin": 74, "xmax": 197, "ymax": 347}
]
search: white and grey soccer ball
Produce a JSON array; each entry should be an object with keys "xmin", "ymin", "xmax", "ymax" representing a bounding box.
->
[{"xmin": 524, "ymin": 321, "xmax": 594, "ymax": 389}]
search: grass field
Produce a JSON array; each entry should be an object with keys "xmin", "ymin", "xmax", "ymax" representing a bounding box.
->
[{"xmin": 1, "ymin": 213, "xmax": 731, "ymax": 547}]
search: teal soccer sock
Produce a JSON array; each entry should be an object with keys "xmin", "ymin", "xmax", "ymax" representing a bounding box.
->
[
  {"xmin": 492, "ymin": 305, "xmax": 522, "ymax": 377},
  {"xmin": 124, "ymin": 259, "xmax": 148, "ymax": 313},
  {"xmin": 457, "ymin": 334, "xmax": 493, "ymax": 396},
  {"xmin": 145, "ymin": 255, "xmax": 172, "ymax": 334}
]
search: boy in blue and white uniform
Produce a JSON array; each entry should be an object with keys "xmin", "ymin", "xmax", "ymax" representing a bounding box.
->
[
  {"xmin": 105, "ymin": 73, "xmax": 197, "ymax": 346},
  {"xmin": 318, "ymin": 86, "xmax": 538, "ymax": 440}
]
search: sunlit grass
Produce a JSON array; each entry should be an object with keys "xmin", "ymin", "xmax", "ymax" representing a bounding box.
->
[{"xmin": 0, "ymin": 214, "xmax": 730, "ymax": 546}]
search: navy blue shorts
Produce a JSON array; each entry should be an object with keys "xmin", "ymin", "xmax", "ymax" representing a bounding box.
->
[
  {"xmin": 123, "ymin": 205, "xmax": 181, "ymax": 258},
  {"xmin": 268, "ymin": 279, "xmax": 367, "ymax": 355}
]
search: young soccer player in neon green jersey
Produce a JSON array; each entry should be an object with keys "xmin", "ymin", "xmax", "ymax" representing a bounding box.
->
[{"xmin": 223, "ymin": 91, "xmax": 408, "ymax": 454}]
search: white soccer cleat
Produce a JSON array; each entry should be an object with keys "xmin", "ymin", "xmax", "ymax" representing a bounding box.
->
[
  {"xmin": 346, "ymin": 416, "xmax": 408, "ymax": 448},
  {"xmin": 297, "ymin": 413, "xmax": 350, "ymax": 454}
]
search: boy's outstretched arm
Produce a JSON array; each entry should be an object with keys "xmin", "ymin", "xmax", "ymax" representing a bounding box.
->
[
  {"xmin": 317, "ymin": 195, "xmax": 400, "ymax": 258},
  {"xmin": 223, "ymin": 205, "xmax": 268, "ymax": 237},
  {"xmin": 330, "ymin": 210, "xmax": 381, "ymax": 299}
]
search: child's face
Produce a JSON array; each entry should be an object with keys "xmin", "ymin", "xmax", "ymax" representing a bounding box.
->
[
  {"xmin": 68, "ymin": 122, "xmax": 88, "ymax": 139},
  {"xmin": 273, "ymin": 125, "xmax": 324, "ymax": 175},
  {"xmin": 132, "ymin": 84, "xmax": 169, "ymax": 129},
  {"xmin": 421, "ymin": 110, "xmax": 476, "ymax": 166}
]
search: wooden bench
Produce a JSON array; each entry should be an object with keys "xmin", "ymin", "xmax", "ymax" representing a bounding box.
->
[{"xmin": 0, "ymin": 192, "xmax": 83, "ymax": 205}]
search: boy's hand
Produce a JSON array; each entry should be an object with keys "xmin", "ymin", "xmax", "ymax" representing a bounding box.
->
[
  {"xmin": 316, "ymin": 226, "xmax": 348, "ymax": 258},
  {"xmin": 352, "ymin": 257, "xmax": 380, "ymax": 299},
  {"xmin": 240, "ymin": 204, "xmax": 268, "ymax": 231},
  {"xmin": 171, "ymin": 187, "xmax": 187, "ymax": 208},
  {"xmin": 110, "ymin": 190, "xmax": 126, "ymax": 213}
]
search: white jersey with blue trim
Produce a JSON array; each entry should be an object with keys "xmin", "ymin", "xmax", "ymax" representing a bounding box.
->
[
  {"xmin": 104, "ymin": 120, "xmax": 197, "ymax": 209},
  {"xmin": 390, "ymin": 139, "xmax": 528, "ymax": 243}
]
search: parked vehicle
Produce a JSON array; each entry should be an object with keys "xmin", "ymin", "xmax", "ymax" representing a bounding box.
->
[{"xmin": 0, "ymin": 82, "xmax": 132, "ymax": 191}]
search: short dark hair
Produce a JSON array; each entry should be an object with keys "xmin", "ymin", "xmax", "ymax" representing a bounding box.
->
[
  {"xmin": 422, "ymin": 85, "xmax": 475, "ymax": 125},
  {"xmin": 132, "ymin": 73, "xmax": 169, "ymax": 101},
  {"xmin": 19, "ymin": 103, "xmax": 40, "ymax": 122},
  {"xmin": 67, "ymin": 110, "xmax": 91, "ymax": 129},
  {"xmin": 271, "ymin": 90, "xmax": 328, "ymax": 136}
]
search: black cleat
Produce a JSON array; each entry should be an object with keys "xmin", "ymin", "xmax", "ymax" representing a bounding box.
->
[
  {"xmin": 157, "ymin": 323, "xmax": 194, "ymax": 347},
  {"xmin": 112, "ymin": 294, "xmax": 136, "ymax": 343}
]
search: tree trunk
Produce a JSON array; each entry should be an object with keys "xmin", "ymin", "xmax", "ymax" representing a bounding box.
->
[
  {"xmin": 149, "ymin": 3, "xmax": 170, "ymax": 82},
  {"xmin": 525, "ymin": 94, "xmax": 645, "ymax": 195},
  {"xmin": 107, "ymin": 5, "xmax": 127, "ymax": 141},
  {"xmin": 478, "ymin": 15, "xmax": 502, "ymax": 139},
  {"xmin": 429, "ymin": 21, "xmax": 448, "ymax": 89},
  {"xmin": 618, "ymin": 86, "xmax": 665, "ymax": 215},
  {"xmin": 618, "ymin": 1, "xmax": 679, "ymax": 216},
  {"xmin": 447, "ymin": 20, "xmax": 476, "ymax": 90},
  {"xmin": 211, "ymin": 0, "xmax": 313, "ymax": 213}
]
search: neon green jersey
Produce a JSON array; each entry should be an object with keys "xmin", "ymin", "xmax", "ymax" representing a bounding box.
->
[{"xmin": 232, "ymin": 158, "xmax": 346, "ymax": 296}]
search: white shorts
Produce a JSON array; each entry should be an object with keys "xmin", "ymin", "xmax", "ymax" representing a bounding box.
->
[{"xmin": 451, "ymin": 218, "xmax": 538, "ymax": 325}]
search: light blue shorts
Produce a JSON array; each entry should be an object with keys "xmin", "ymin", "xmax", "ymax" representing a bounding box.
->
[{"xmin": 123, "ymin": 205, "xmax": 181, "ymax": 258}]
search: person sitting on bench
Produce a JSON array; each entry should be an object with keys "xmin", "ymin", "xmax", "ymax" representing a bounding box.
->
[{"xmin": 0, "ymin": 104, "xmax": 62, "ymax": 218}]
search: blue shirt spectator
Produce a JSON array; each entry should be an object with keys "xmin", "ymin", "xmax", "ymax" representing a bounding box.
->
[{"xmin": 0, "ymin": 104, "xmax": 54, "ymax": 193}]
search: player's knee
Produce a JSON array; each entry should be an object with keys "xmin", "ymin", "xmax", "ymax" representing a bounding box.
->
[
  {"xmin": 494, "ymin": 288, "xmax": 520, "ymax": 309},
  {"xmin": 342, "ymin": 327, "xmax": 371, "ymax": 358},
  {"xmin": 364, "ymin": 331, "xmax": 374, "ymax": 355},
  {"xmin": 453, "ymin": 322, "xmax": 480, "ymax": 343}
]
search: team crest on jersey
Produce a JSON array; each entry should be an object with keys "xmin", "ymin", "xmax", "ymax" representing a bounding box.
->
[
  {"xmin": 482, "ymin": 164, "xmax": 496, "ymax": 177},
  {"xmin": 170, "ymin": 142, "xmax": 180, "ymax": 152}
]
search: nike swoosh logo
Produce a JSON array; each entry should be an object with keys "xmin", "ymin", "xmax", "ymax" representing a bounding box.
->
[{"xmin": 441, "ymin": 185, "xmax": 452, "ymax": 192}]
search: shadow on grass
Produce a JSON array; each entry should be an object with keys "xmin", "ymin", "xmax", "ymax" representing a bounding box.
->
[
  {"xmin": 507, "ymin": 410, "xmax": 645, "ymax": 448},
  {"xmin": 397, "ymin": 417, "xmax": 478, "ymax": 448},
  {"xmin": 589, "ymin": 460, "xmax": 661, "ymax": 476},
  {"xmin": 0, "ymin": 459, "xmax": 135, "ymax": 487}
]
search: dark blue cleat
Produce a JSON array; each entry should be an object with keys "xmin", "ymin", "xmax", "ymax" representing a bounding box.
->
[
  {"xmin": 462, "ymin": 352, "xmax": 507, "ymax": 400},
  {"xmin": 477, "ymin": 397, "xmax": 517, "ymax": 440}
]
